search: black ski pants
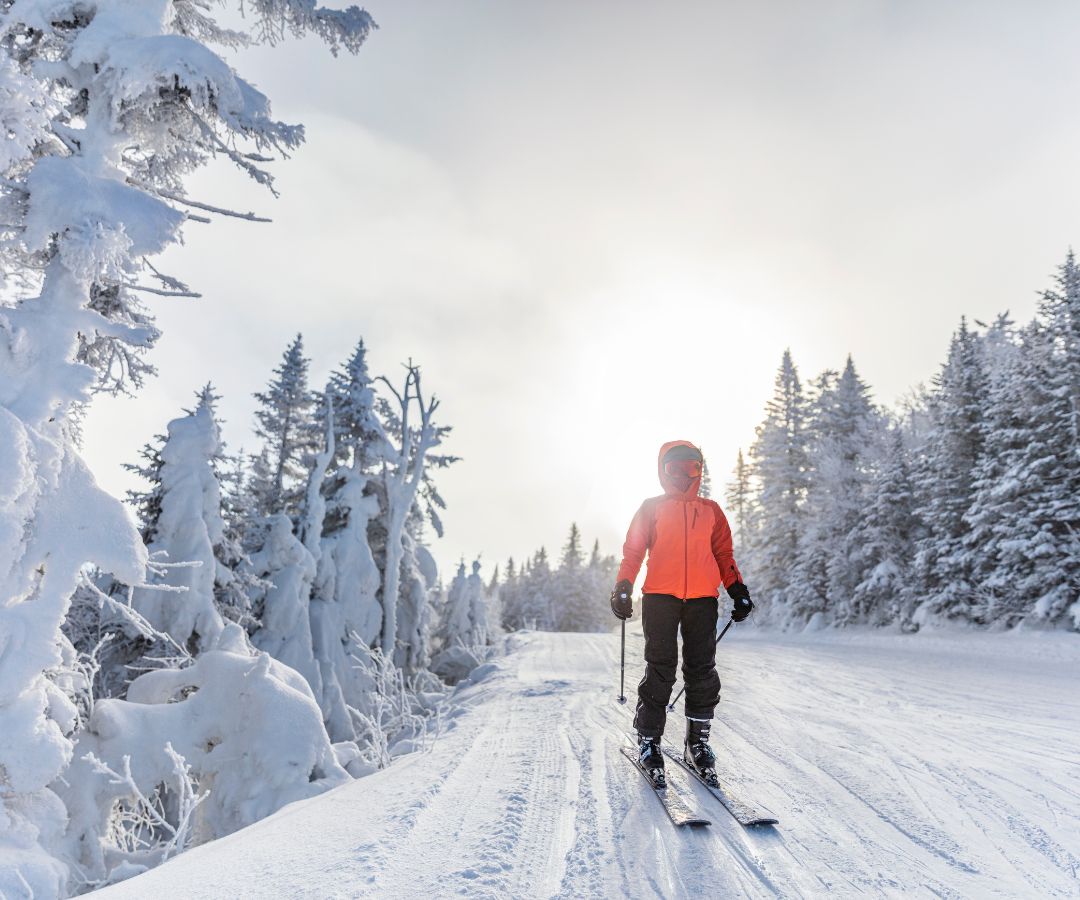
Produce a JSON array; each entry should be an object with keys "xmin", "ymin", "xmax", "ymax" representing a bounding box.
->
[{"xmin": 633, "ymin": 593, "xmax": 721, "ymax": 739}]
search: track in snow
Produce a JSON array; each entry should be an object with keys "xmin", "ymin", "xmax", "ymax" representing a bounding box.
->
[{"xmin": 96, "ymin": 627, "xmax": 1080, "ymax": 899}]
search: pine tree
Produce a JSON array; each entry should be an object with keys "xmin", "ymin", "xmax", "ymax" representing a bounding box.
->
[
  {"xmin": 554, "ymin": 523, "xmax": 590, "ymax": 630},
  {"xmin": 724, "ymin": 449, "xmax": 753, "ymax": 544},
  {"xmin": 912, "ymin": 318, "xmax": 988, "ymax": 623},
  {"xmin": 1032, "ymin": 253, "xmax": 1080, "ymax": 627},
  {"xmin": 184, "ymin": 387, "xmax": 264, "ymax": 628},
  {"xmin": 500, "ymin": 556, "xmax": 525, "ymax": 630},
  {"xmin": 485, "ymin": 564, "xmax": 504, "ymax": 636},
  {"xmin": 700, "ymin": 459, "xmax": 713, "ymax": 499},
  {"xmin": 1041, "ymin": 249, "xmax": 1080, "ymax": 451},
  {"xmin": 326, "ymin": 339, "xmax": 389, "ymax": 471},
  {"xmin": 586, "ymin": 538, "xmax": 618, "ymax": 630},
  {"xmin": 438, "ymin": 560, "xmax": 474, "ymax": 648},
  {"xmin": 748, "ymin": 350, "xmax": 810, "ymax": 623},
  {"xmin": 528, "ymin": 547, "xmax": 555, "ymax": 630},
  {"xmin": 251, "ymin": 334, "xmax": 319, "ymax": 520},
  {"xmin": 561, "ymin": 523, "xmax": 584, "ymax": 570},
  {"xmin": 962, "ymin": 273, "xmax": 1080, "ymax": 629},
  {"xmin": 130, "ymin": 387, "xmax": 232, "ymax": 654},
  {"xmin": 810, "ymin": 357, "xmax": 881, "ymax": 623},
  {"xmin": 850, "ymin": 428, "xmax": 920, "ymax": 627},
  {"xmin": 961, "ymin": 316, "xmax": 1026, "ymax": 625}
]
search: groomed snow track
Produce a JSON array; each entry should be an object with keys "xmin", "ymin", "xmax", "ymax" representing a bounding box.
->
[{"xmin": 96, "ymin": 628, "xmax": 1080, "ymax": 899}]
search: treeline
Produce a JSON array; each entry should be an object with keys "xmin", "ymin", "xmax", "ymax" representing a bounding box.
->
[
  {"xmin": 489, "ymin": 524, "xmax": 619, "ymax": 633},
  {"xmin": 732, "ymin": 251, "xmax": 1080, "ymax": 632}
]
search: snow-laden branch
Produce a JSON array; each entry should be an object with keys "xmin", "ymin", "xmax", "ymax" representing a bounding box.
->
[{"xmin": 131, "ymin": 182, "xmax": 273, "ymax": 223}]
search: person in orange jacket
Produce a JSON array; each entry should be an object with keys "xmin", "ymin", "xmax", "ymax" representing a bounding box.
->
[{"xmin": 610, "ymin": 440, "xmax": 753, "ymax": 783}]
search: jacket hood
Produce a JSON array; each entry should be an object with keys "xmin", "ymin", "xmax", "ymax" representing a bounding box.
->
[{"xmin": 657, "ymin": 439, "xmax": 702, "ymax": 499}]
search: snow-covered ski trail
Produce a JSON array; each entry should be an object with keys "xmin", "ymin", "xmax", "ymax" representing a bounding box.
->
[{"xmin": 96, "ymin": 627, "xmax": 1080, "ymax": 899}]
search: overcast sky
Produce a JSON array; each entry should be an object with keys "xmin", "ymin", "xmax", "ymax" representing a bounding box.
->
[{"xmin": 82, "ymin": 0, "xmax": 1080, "ymax": 579}]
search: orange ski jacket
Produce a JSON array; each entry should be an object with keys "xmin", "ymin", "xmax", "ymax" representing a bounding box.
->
[{"xmin": 616, "ymin": 440, "xmax": 743, "ymax": 600}]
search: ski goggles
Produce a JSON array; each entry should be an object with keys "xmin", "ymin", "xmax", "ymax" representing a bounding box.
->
[{"xmin": 664, "ymin": 459, "xmax": 703, "ymax": 478}]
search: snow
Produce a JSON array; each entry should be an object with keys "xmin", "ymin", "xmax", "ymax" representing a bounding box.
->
[
  {"xmin": 131, "ymin": 400, "xmax": 226, "ymax": 653},
  {"xmin": 92, "ymin": 627, "xmax": 1080, "ymax": 899},
  {"xmin": 60, "ymin": 625, "xmax": 350, "ymax": 886},
  {"xmin": 24, "ymin": 158, "xmax": 185, "ymax": 258}
]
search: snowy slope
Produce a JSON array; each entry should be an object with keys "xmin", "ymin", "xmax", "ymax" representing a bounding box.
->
[{"xmin": 94, "ymin": 627, "xmax": 1080, "ymax": 899}]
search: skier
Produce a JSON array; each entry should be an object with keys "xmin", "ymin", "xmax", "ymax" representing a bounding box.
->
[{"xmin": 611, "ymin": 440, "xmax": 753, "ymax": 786}]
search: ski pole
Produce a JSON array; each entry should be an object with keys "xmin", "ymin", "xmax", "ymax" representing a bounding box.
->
[
  {"xmin": 617, "ymin": 618, "xmax": 627, "ymax": 704},
  {"xmin": 667, "ymin": 616, "xmax": 733, "ymax": 712}
]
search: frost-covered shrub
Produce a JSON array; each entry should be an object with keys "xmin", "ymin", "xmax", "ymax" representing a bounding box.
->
[
  {"xmin": 347, "ymin": 639, "xmax": 434, "ymax": 774},
  {"xmin": 58, "ymin": 626, "xmax": 350, "ymax": 889}
]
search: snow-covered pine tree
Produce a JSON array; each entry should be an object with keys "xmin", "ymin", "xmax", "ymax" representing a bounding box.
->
[
  {"xmin": 526, "ymin": 546, "xmax": 555, "ymax": 630},
  {"xmin": 959, "ymin": 316, "xmax": 1026, "ymax": 626},
  {"xmin": 244, "ymin": 348, "xmax": 328, "ymax": 699},
  {"xmin": 129, "ymin": 387, "xmax": 232, "ymax": 654},
  {"xmin": 795, "ymin": 357, "xmax": 882, "ymax": 626},
  {"xmin": 699, "ymin": 459, "xmax": 713, "ymax": 499},
  {"xmin": 1043, "ymin": 249, "xmax": 1080, "ymax": 453},
  {"xmin": 437, "ymin": 560, "xmax": 472, "ymax": 646},
  {"xmin": 1028, "ymin": 252, "xmax": 1080, "ymax": 628},
  {"xmin": 585, "ymin": 538, "xmax": 617, "ymax": 629},
  {"xmin": 251, "ymin": 334, "xmax": 320, "ymax": 521},
  {"xmin": 467, "ymin": 559, "xmax": 489, "ymax": 644},
  {"xmin": 308, "ymin": 345, "xmax": 387, "ymax": 737},
  {"xmin": 431, "ymin": 558, "xmax": 488, "ymax": 682},
  {"xmin": 485, "ymin": 564, "xmax": 505, "ymax": 638},
  {"xmin": 395, "ymin": 514, "xmax": 441, "ymax": 672},
  {"xmin": 326, "ymin": 339, "xmax": 390, "ymax": 470},
  {"xmin": 127, "ymin": 386, "xmax": 260, "ymax": 633},
  {"xmin": 248, "ymin": 513, "xmax": 322, "ymax": 699},
  {"xmin": 850, "ymin": 427, "xmax": 921, "ymax": 627},
  {"xmin": 724, "ymin": 449, "xmax": 753, "ymax": 545},
  {"xmin": 564, "ymin": 524, "xmax": 608, "ymax": 631},
  {"xmin": 963, "ymin": 267, "xmax": 1080, "ymax": 630},
  {"xmin": 788, "ymin": 369, "xmax": 839, "ymax": 623},
  {"xmin": 912, "ymin": 318, "xmax": 988, "ymax": 625},
  {"xmin": 747, "ymin": 350, "xmax": 810, "ymax": 624},
  {"xmin": 551, "ymin": 523, "xmax": 585, "ymax": 630},
  {"xmin": 215, "ymin": 439, "xmax": 264, "ymax": 628},
  {"xmin": 500, "ymin": 557, "xmax": 525, "ymax": 630}
]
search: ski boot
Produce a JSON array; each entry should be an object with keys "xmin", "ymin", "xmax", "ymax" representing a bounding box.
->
[
  {"xmin": 684, "ymin": 718, "xmax": 719, "ymax": 788},
  {"xmin": 638, "ymin": 734, "xmax": 666, "ymax": 788}
]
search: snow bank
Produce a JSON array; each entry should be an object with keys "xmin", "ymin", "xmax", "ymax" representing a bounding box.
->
[{"xmin": 58, "ymin": 625, "xmax": 349, "ymax": 888}]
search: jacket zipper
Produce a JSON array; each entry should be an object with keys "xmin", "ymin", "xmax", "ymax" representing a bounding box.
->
[{"xmin": 683, "ymin": 503, "xmax": 688, "ymax": 599}]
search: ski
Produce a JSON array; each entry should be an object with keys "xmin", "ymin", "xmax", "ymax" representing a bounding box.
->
[
  {"xmin": 619, "ymin": 747, "xmax": 711, "ymax": 827},
  {"xmin": 663, "ymin": 747, "xmax": 779, "ymax": 827}
]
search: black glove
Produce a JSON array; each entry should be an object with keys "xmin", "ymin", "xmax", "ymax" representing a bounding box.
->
[
  {"xmin": 726, "ymin": 582, "xmax": 753, "ymax": 622},
  {"xmin": 611, "ymin": 579, "xmax": 633, "ymax": 620}
]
